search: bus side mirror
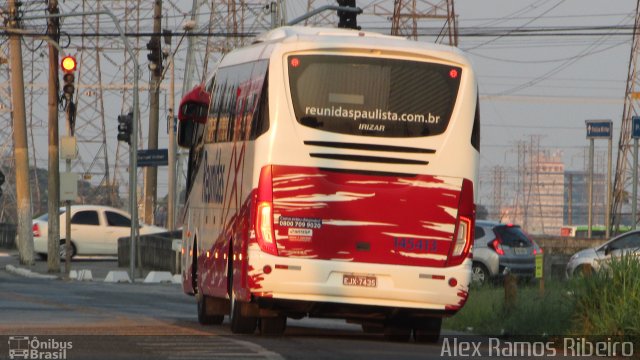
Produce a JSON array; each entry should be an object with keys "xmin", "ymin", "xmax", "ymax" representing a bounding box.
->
[
  {"xmin": 178, "ymin": 120, "xmax": 201, "ymax": 148},
  {"xmin": 177, "ymin": 101, "xmax": 208, "ymax": 148}
]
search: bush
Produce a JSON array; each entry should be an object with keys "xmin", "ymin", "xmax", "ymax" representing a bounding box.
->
[
  {"xmin": 570, "ymin": 253, "xmax": 640, "ymax": 336},
  {"xmin": 445, "ymin": 255, "xmax": 640, "ymax": 339},
  {"xmin": 444, "ymin": 281, "xmax": 574, "ymax": 336}
]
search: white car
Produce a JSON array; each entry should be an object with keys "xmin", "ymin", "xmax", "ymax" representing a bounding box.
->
[
  {"xmin": 566, "ymin": 230, "xmax": 640, "ymax": 278},
  {"xmin": 33, "ymin": 205, "xmax": 167, "ymax": 259}
]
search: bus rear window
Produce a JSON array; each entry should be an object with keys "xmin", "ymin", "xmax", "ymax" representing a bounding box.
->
[{"xmin": 288, "ymin": 55, "xmax": 461, "ymax": 138}]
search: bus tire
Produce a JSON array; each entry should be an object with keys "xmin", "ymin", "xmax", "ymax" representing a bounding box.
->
[
  {"xmin": 197, "ymin": 294, "xmax": 224, "ymax": 325},
  {"xmin": 413, "ymin": 317, "xmax": 442, "ymax": 343},
  {"xmin": 260, "ymin": 316, "xmax": 287, "ymax": 336},
  {"xmin": 229, "ymin": 266, "xmax": 257, "ymax": 334},
  {"xmin": 191, "ymin": 239, "xmax": 198, "ymax": 295},
  {"xmin": 361, "ymin": 323, "xmax": 384, "ymax": 334},
  {"xmin": 383, "ymin": 325, "xmax": 412, "ymax": 342}
]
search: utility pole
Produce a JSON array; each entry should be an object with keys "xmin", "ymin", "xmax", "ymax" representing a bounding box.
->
[
  {"xmin": 8, "ymin": 0, "xmax": 34, "ymax": 265},
  {"xmin": 47, "ymin": 0, "xmax": 61, "ymax": 273},
  {"xmin": 144, "ymin": 0, "xmax": 162, "ymax": 224},
  {"xmin": 166, "ymin": 29, "xmax": 176, "ymax": 231}
]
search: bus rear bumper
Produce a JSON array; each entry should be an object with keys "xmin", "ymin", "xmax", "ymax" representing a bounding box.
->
[{"xmin": 247, "ymin": 250, "xmax": 471, "ymax": 314}]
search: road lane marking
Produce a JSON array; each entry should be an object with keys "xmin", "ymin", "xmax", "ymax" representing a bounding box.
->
[{"xmin": 136, "ymin": 336, "xmax": 284, "ymax": 360}]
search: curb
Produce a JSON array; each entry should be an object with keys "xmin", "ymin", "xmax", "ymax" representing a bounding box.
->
[{"xmin": 5, "ymin": 264, "xmax": 58, "ymax": 280}]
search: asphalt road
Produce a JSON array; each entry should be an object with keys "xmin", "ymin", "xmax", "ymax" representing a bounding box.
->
[
  {"xmin": 0, "ymin": 250, "xmax": 455, "ymax": 360},
  {"xmin": 0, "ymin": 250, "xmax": 608, "ymax": 360}
]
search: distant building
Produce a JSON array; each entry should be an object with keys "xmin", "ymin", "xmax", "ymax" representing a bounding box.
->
[
  {"xmin": 487, "ymin": 145, "xmax": 620, "ymax": 235},
  {"xmin": 499, "ymin": 152, "xmax": 565, "ymax": 235},
  {"xmin": 564, "ymin": 171, "xmax": 606, "ymax": 227}
]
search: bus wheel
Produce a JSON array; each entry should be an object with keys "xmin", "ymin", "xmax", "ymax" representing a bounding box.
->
[
  {"xmin": 383, "ymin": 325, "xmax": 412, "ymax": 342},
  {"xmin": 413, "ymin": 317, "xmax": 442, "ymax": 343},
  {"xmin": 197, "ymin": 294, "xmax": 224, "ymax": 325},
  {"xmin": 191, "ymin": 239, "xmax": 198, "ymax": 294},
  {"xmin": 229, "ymin": 269, "xmax": 257, "ymax": 334},
  {"xmin": 260, "ymin": 316, "xmax": 287, "ymax": 336},
  {"xmin": 361, "ymin": 323, "xmax": 384, "ymax": 334}
]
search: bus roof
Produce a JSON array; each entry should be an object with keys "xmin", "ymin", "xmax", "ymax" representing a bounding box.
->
[
  {"xmin": 218, "ymin": 26, "xmax": 472, "ymax": 72},
  {"xmin": 255, "ymin": 26, "xmax": 464, "ymax": 54}
]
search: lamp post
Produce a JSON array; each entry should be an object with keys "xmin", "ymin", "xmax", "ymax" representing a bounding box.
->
[{"xmin": 165, "ymin": 20, "xmax": 195, "ymax": 231}]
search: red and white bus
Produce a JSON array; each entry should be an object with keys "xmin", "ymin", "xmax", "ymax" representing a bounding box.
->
[{"xmin": 178, "ymin": 26, "xmax": 479, "ymax": 342}]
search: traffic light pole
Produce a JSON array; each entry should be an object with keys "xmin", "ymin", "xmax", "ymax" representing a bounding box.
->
[
  {"xmin": 143, "ymin": 0, "xmax": 162, "ymax": 228},
  {"xmin": 23, "ymin": 7, "xmax": 141, "ymax": 280},
  {"xmin": 64, "ymin": 135, "xmax": 72, "ymax": 278},
  {"xmin": 47, "ymin": 0, "xmax": 61, "ymax": 274}
]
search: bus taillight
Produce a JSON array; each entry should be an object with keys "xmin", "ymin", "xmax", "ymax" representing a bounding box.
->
[
  {"xmin": 447, "ymin": 178, "xmax": 474, "ymax": 267},
  {"xmin": 452, "ymin": 216, "xmax": 471, "ymax": 257},
  {"xmin": 255, "ymin": 166, "xmax": 278, "ymax": 256},
  {"xmin": 256, "ymin": 201, "xmax": 277, "ymax": 255}
]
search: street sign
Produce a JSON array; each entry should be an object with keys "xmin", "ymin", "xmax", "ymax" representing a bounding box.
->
[
  {"xmin": 137, "ymin": 149, "xmax": 169, "ymax": 167},
  {"xmin": 633, "ymin": 116, "xmax": 640, "ymax": 139},
  {"xmin": 586, "ymin": 120, "xmax": 612, "ymax": 139},
  {"xmin": 60, "ymin": 172, "xmax": 78, "ymax": 201},
  {"xmin": 535, "ymin": 254, "xmax": 543, "ymax": 279}
]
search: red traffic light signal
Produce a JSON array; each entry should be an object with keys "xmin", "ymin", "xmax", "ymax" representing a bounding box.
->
[
  {"xmin": 61, "ymin": 55, "xmax": 77, "ymax": 98},
  {"xmin": 60, "ymin": 55, "xmax": 77, "ymax": 73}
]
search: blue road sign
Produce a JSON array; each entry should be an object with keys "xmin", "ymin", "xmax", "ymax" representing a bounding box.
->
[
  {"xmin": 633, "ymin": 116, "xmax": 640, "ymax": 139},
  {"xmin": 586, "ymin": 120, "xmax": 612, "ymax": 139},
  {"xmin": 137, "ymin": 149, "xmax": 168, "ymax": 167}
]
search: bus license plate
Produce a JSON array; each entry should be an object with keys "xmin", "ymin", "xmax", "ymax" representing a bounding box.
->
[{"xmin": 343, "ymin": 274, "xmax": 377, "ymax": 288}]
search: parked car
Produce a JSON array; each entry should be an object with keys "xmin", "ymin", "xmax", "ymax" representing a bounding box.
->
[
  {"xmin": 472, "ymin": 220, "xmax": 543, "ymax": 284},
  {"xmin": 565, "ymin": 229, "xmax": 640, "ymax": 278},
  {"xmin": 33, "ymin": 205, "xmax": 167, "ymax": 259}
]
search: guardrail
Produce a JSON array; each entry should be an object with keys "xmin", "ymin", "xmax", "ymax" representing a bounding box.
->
[
  {"xmin": 0, "ymin": 223, "xmax": 16, "ymax": 249},
  {"xmin": 532, "ymin": 236, "xmax": 603, "ymax": 280},
  {"xmin": 533, "ymin": 236, "xmax": 603, "ymax": 255},
  {"xmin": 117, "ymin": 230, "xmax": 182, "ymax": 274}
]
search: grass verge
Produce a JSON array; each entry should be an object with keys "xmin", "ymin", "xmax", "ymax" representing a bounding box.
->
[{"xmin": 445, "ymin": 255, "xmax": 640, "ymax": 337}]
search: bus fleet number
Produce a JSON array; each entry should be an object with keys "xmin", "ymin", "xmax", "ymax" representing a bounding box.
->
[{"xmin": 393, "ymin": 237, "xmax": 437, "ymax": 253}]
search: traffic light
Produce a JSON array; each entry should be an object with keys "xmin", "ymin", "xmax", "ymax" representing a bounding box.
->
[
  {"xmin": 117, "ymin": 112, "xmax": 133, "ymax": 145},
  {"xmin": 60, "ymin": 55, "xmax": 77, "ymax": 98},
  {"xmin": 0, "ymin": 169, "xmax": 4, "ymax": 197},
  {"xmin": 146, "ymin": 38, "xmax": 163, "ymax": 75},
  {"xmin": 337, "ymin": 0, "xmax": 360, "ymax": 30}
]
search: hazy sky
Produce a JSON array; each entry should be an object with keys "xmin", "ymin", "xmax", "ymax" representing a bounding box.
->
[
  {"xmin": 453, "ymin": 0, "xmax": 636, "ymax": 205},
  {"xmin": 8, "ymin": 1, "xmax": 633, "ymax": 208},
  {"xmin": 171, "ymin": 0, "xmax": 638, "ymax": 205}
]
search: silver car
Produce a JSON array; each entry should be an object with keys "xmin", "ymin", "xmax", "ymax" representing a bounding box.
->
[
  {"xmin": 472, "ymin": 220, "xmax": 542, "ymax": 284},
  {"xmin": 565, "ymin": 229, "xmax": 640, "ymax": 278}
]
